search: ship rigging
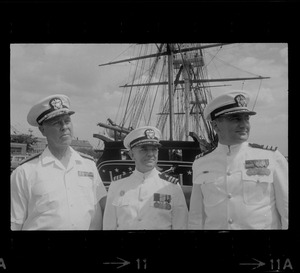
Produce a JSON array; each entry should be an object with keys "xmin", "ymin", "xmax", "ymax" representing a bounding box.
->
[
  {"xmin": 94, "ymin": 43, "xmax": 271, "ymax": 200},
  {"xmin": 96, "ymin": 43, "xmax": 269, "ymax": 146}
]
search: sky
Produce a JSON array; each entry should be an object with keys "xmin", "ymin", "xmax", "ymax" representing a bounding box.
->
[{"xmin": 10, "ymin": 43, "xmax": 288, "ymax": 156}]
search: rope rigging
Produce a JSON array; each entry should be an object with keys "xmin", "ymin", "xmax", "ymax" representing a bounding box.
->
[{"xmin": 101, "ymin": 43, "xmax": 268, "ymax": 143}]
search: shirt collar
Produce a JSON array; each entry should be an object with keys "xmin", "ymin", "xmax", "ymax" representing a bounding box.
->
[
  {"xmin": 41, "ymin": 146, "xmax": 58, "ymax": 165},
  {"xmin": 70, "ymin": 147, "xmax": 85, "ymax": 164},
  {"xmin": 133, "ymin": 167, "xmax": 158, "ymax": 181},
  {"xmin": 41, "ymin": 146, "xmax": 82, "ymax": 166},
  {"xmin": 216, "ymin": 141, "xmax": 248, "ymax": 154}
]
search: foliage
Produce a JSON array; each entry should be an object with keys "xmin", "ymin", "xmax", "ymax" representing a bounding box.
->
[{"xmin": 11, "ymin": 134, "xmax": 38, "ymax": 153}]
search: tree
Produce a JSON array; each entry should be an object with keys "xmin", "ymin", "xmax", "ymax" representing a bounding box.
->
[{"xmin": 11, "ymin": 134, "xmax": 38, "ymax": 153}]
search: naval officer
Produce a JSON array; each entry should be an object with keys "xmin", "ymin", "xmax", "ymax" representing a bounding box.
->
[
  {"xmin": 11, "ymin": 94, "xmax": 107, "ymax": 230},
  {"xmin": 103, "ymin": 126, "xmax": 188, "ymax": 230},
  {"xmin": 188, "ymin": 91, "xmax": 288, "ymax": 230}
]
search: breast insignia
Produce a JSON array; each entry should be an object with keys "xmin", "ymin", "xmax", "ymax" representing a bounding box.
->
[
  {"xmin": 159, "ymin": 173, "xmax": 179, "ymax": 184},
  {"xmin": 19, "ymin": 152, "xmax": 42, "ymax": 165},
  {"xmin": 113, "ymin": 172, "xmax": 132, "ymax": 181},
  {"xmin": 249, "ymin": 143, "xmax": 277, "ymax": 151}
]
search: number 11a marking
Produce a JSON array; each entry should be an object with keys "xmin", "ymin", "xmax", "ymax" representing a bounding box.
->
[
  {"xmin": 136, "ymin": 258, "xmax": 147, "ymax": 270},
  {"xmin": 270, "ymin": 258, "xmax": 293, "ymax": 271}
]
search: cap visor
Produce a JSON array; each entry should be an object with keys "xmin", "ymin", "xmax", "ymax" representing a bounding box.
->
[
  {"xmin": 220, "ymin": 109, "xmax": 256, "ymax": 117},
  {"xmin": 132, "ymin": 141, "xmax": 161, "ymax": 149},
  {"xmin": 43, "ymin": 110, "xmax": 75, "ymax": 122}
]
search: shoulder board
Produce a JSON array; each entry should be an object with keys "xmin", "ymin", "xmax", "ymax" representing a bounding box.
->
[
  {"xmin": 113, "ymin": 172, "xmax": 132, "ymax": 181},
  {"xmin": 78, "ymin": 152, "xmax": 94, "ymax": 161},
  {"xmin": 195, "ymin": 146, "xmax": 216, "ymax": 160},
  {"xmin": 248, "ymin": 143, "xmax": 277, "ymax": 152},
  {"xmin": 20, "ymin": 152, "xmax": 42, "ymax": 165},
  {"xmin": 159, "ymin": 173, "xmax": 179, "ymax": 184}
]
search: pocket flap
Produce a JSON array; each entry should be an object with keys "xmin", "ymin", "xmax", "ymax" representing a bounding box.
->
[
  {"xmin": 194, "ymin": 171, "xmax": 223, "ymax": 185},
  {"xmin": 77, "ymin": 178, "xmax": 93, "ymax": 187}
]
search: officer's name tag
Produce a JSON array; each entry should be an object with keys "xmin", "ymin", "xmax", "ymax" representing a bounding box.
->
[
  {"xmin": 153, "ymin": 193, "xmax": 171, "ymax": 210},
  {"xmin": 78, "ymin": 171, "xmax": 94, "ymax": 178}
]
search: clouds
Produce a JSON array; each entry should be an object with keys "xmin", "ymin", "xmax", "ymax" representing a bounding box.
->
[
  {"xmin": 250, "ymin": 112, "xmax": 288, "ymax": 152},
  {"xmin": 206, "ymin": 44, "xmax": 288, "ymax": 128},
  {"xmin": 43, "ymin": 46, "xmax": 100, "ymax": 92},
  {"xmin": 198, "ymin": 43, "xmax": 288, "ymax": 154},
  {"xmin": 11, "ymin": 44, "xmax": 123, "ymax": 98},
  {"xmin": 10, "ymin": 43, "xmax": 288, "ymax": 156},
  {"xmin": 279, "ymin": 47, "xmax": 288, "ymax": 64}
]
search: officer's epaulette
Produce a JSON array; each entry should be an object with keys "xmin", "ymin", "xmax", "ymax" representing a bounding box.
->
[
  {"xmin": 248, "ymin": 143, "xmax": 277, "ymax": 152},
  {"xmin": 78, "ymin": 152, "xmax": 94, "ymax": 161},
  {"xmin": 159, "ymin": 173, "xmax": 179, "ymax": 184},
  {"xmin": 195, "ymin": 146, "xmax": 217, "ymax": 160},
  {"xmin": 113, "ymin": 172, "xmax": 132, "ymax": 181},
  {"xmin": 19, "ymin": 152, "xmax": 42, "ymax": 165}
]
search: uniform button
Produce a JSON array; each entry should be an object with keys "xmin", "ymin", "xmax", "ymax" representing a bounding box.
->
[
  {"xmin": 228, "ymin": 218, "xmax": 233, "ymax": 224},
  {"xmin": 228, "ymin": 193, "xmax": 232, "ymax": 199},
  {"xmin": 227, "ymin": 171, "xmax": 231, "ymax": 176},
  {"xmin": 138, "ymin": 218, "xmax": 142, "ymax": 222}
]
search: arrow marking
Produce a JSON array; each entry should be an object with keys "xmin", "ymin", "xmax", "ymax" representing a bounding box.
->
[
  {"xmin": 103, "ymin": 257, "xmax": 131, "ymax": 269},
  {"xmin": 240, "ymin": 258, "xmax": 265, "ymax": 270}
]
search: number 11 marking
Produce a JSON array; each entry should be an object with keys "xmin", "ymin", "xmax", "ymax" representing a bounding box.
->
[{"xmin": 136, "ymin": 258, "xmax": 147, "ymax": 270}]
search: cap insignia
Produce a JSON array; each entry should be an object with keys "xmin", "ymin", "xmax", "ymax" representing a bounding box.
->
[
  {"xmin": 145, "ymin": 129, "xmax": 155, "ymax": 139},
  {"xmin": 49, "ymin": 98, "xmax": 63, "ymax": 110},
  {"xmin": 234, "ymin": 94, "xmax": 247, "ymax": 107}
]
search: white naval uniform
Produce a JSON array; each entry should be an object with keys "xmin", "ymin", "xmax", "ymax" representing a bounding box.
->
[
  {"xmin": 11, "ymin": 147, "xmax": 107, "ymax": 230},
  {"xmin": 103, "ymin": 168, "xmax": 188, "ymax": 230},
  {"xmin": 188, "ymin": 142, "xmax": 288, "ymax": 230}
]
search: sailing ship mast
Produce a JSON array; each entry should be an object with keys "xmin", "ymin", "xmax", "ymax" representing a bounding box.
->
[
  {"xmin": 167, "ymin": 44, "xmax": 175, "ymax": 141},
  {"xmin": 98, "ymin": 43, "xmax": 270, "ymax": 143}
]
